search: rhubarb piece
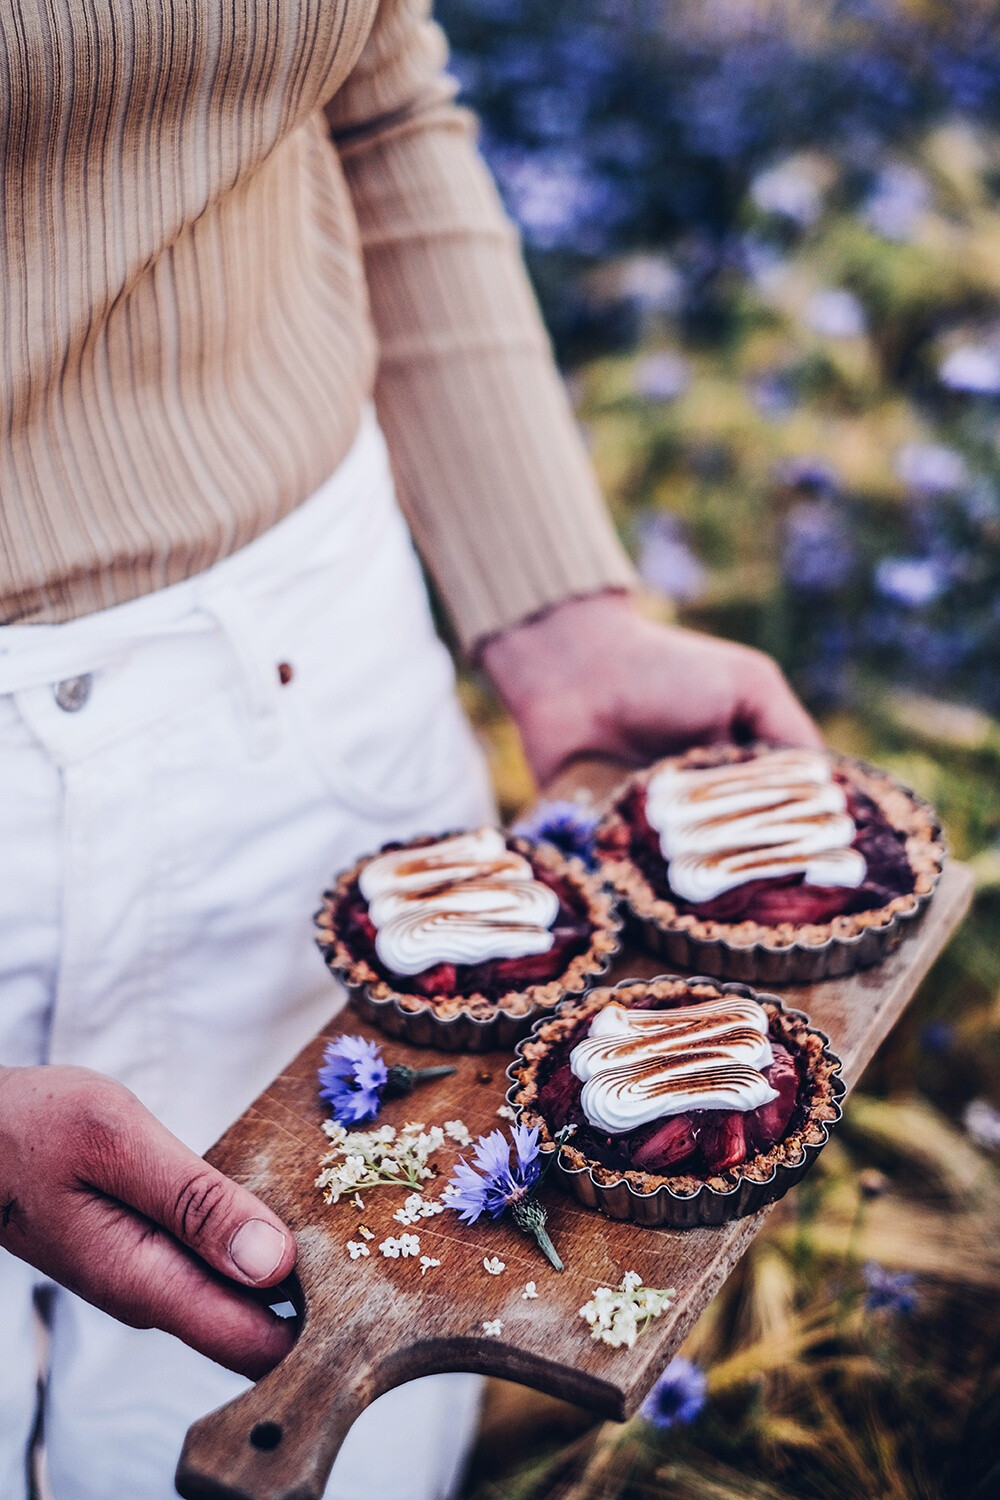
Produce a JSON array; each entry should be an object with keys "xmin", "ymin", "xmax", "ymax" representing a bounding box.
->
[
  {"xmin": 695, "ymin": 1110, "xmax": 747, "ymax": 1172},
  {"xmin": 630, "ymin": 1113, "xmax": 697, "ymax": 1172},
  {"xmin": 410, "ymin": 962, "xmax": 457, "ymax": 997},
  {"xmin": 745, "ymin": 1043, "xmax": 799, "ymax": 1151},
  {"xmin": 536, "ymin": 1062, "xmax": 582, "ymax": 1132}
]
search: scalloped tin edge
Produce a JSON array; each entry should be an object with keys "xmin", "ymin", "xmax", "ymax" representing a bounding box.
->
[{"xmin": 505, "ymin": 976, "xmax": 846, "ymax": 1227}]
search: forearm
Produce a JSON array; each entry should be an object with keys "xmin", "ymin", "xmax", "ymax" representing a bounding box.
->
[{"xmin": 333, "ymin": 49, "xmax": 635, "ymax": 651}]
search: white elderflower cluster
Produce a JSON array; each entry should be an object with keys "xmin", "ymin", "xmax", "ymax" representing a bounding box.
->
[
  {"xmin": 379, "ymin": 1233, "xmax": 421, "ymax": 1259},
  {"xmin": 495, "ymin": 1104, "xmax": 517, "ymax": 1122},
  {"xmin": 316, "ymin": 1121, "xmax": 446, "ymax": 1204},
  {"xmin": 483, "ymin": 1256, "xmax": 506, "ymax": 1276},
  {"xmin": 444, "ymin": 1119, "xmax": 473, "ymax": 1146},
  {"xmin": 393, "ymin": 1192, "xmax": 447, "ymax": 1227},
  {"xmin": 579, "ymin": 1273, "xmax": 675, "ymax": 1349}
]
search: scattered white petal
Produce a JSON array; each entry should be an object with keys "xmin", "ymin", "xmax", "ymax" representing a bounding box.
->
[
  {"xmin": 379, "ymin": 1238, "xmax": 402, "ymax": 1259},
  {"xmin": 419, "ymin": 1256, "xmax": 441, "ymax": 1275},
  {"xmin": 397, "ymin": 1233, "xmax": 421, "ymax": 1258},
  {"xmin": 482, "ymin": 1319, "xmax": 503, "ymax": 1338},
  {"xmin": 483, "ymin": 1256, "xmax": 506, "ymax": 1276},
  {"xmin": 579, "ymin": 1274, "xmax": 674, "ymax": 1349},
  {"xmin": 351, "ymin": 1193, "xmax": 365, "ymax": 1210},
  {"xmin": 522, "ymin": 1282, "xmax": 539, "ymax": 1300},
  {"xmin": 346, "ymin": 1241, "xmax": 370, "ymax": 1260},
  {"xmin": 444, "ymin": 1119, "xmax": 473, "ymax": 1146},
  {"xmin": 495, "ymin": 1105, "xmax": 517, "ymax": 1121},
  {"xmin": 358, "ymin": 1225, "xmax": 374, "ymax": 1241}
]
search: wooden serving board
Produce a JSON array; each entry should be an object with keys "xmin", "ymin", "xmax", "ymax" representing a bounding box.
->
[{"xmin": 176, "ymin": 761, "xmax": 974, "ymax": 1500}]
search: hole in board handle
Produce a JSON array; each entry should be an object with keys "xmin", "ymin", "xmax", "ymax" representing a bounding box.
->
[{"xmin": 250, "ymin": 1422, "xmax": 283, "ymax": 1451}]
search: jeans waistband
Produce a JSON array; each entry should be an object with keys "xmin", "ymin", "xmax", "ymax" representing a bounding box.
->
[{"xmin": 0, "ymin": 405, "xmax": 386, "ymax": 698}]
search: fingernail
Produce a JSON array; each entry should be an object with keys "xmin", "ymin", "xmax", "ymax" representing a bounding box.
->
[{"xmin": 230, "ymin": 1219, "xmax": 286, "ymax": 1282}]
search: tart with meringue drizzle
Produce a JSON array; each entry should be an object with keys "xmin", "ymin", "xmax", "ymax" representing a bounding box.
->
[
  {"xmin": 506, "ymin": 975, "xmax": 844, "ymax": 1227},
  {"xmin": 315, "ymin": 828, "xmax": 621, "ymax": 1051},
  {"xmin": 594, "ymin": 745, "xmax": 945, "ymax": 983}
]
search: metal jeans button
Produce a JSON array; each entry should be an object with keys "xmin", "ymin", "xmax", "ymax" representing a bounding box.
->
[{"xmin": 53, "ymin": 674, "xmax": 93, "ymax": 712}]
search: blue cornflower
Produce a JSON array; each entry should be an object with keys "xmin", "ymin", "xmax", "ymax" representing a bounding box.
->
[
  {"xmin": 318, "ymin": 1035, "xmax": 454, "ymax": 1126},
  {"xmin": 862, "ymin": 1261, "xmax": 918, "ymax": 1316},
  {"xmin": 447, "ymin": 1125, "xmax": 564, "ymax": 1270},
  {"xmin": 640, "ymin": 1357, "xmax": 707, "ymax": 1430},
  {"xmin": 512, "ymin": 800, "xmax": 600, "ymax": 870},
  {"xmin": 920, "ymin": 1020, "xmax": 954, "ymax": 1055}
]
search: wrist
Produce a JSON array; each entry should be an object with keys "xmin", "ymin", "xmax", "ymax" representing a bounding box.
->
[{"xmin": 480, "ymin": 589, "xmax": 635, "ymax": 712}]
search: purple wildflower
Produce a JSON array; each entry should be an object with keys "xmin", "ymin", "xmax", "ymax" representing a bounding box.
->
[
  {"xmin": 634, "ymin": 513, "xmax": 707, "ymax": 602},
  {"xmin": 640, "ymin": 1357, "xmax": 707, "ymax": 1429},
  {"xmin": 447, "ymin": 1125, "xmax": 563, "ymax": 1270},
  {"xmin": 874, "ymin": 556, "xmax": 947, "ymax": 608},
  {"xmin": 318, "ymin": 1035, "xmax": 454, "ymax": 1126},
  {"xmin": 781, "ymin": 498, "xmax": 855, "ymax": 594},
  {"xmin": 805, "ymin": 288, "xmax": 867, "ymax": 340},
  {"xmin": 318, "ymin": 1036, "xmax": 388, "ymax": 1125},
  {"xmin": 512, "ymin": 800, "xmax": 600, "ymax": 868},
  {"xmin": 920, "ymin": 1020, "xmax": 954, "ymax": 1055},
  {"xmin": 448, "ymin": 1125, "xmax": 543, "ymax": 1222},
  {"xmin": 862, "ymin": 1261, "xmax": 918, "ymax": 1315},
  {"xmin": 633, "ymin": 351, "xmax": 690, "ymax": 404}
]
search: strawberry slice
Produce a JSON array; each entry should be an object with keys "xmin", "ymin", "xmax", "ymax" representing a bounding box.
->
[
  {"xmin": 746, "ymin": 1043, "xmax": 800, "ymax": 1152},
  {"xmin": 695, "ymin": 1111, "xmax": 747, "ymax": 1172},
  {"xmin": 630, "ymin": 1113, "xmax": 697, "ymax": 1171}
]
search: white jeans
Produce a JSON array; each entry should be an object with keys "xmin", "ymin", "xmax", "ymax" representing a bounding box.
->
[{"xmin": 0, "ymin": 409, "xmax": 494, "ymax": 1500}]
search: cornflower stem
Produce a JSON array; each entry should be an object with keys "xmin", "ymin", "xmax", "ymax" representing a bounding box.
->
[
  {"xmin": 384, "ymin": 1064, "xmax": 457, "ymax": 1098},
  {"xmin": 512, "ymin": 1196, "xmax": 565, "ymax": 1272}
]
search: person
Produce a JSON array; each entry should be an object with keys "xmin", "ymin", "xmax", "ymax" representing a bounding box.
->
[{"xmin": 0, "ymin": 1, "xmax": 820, "ymax": 1496}]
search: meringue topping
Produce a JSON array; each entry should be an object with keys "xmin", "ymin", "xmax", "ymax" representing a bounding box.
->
[
  {"xmin": 360, "ymin": 829, "xmax": 560, "ymax": 976},
  {"xmin": 645, "ymin": 749, "xmax": 867, "ymax": 903},
  {"xmin": 570, "ymin": 999, "xmax": 780, "ymax": 1133}
]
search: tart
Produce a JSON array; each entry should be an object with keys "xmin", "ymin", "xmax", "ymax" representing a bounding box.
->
[
  {"xmin": 594, "ymin": 745, "xmax": 945, "ymax": 983},
  {"xmin": 506, "ymin": 975, "xmax": 844, "ymax": 1227},
  {"xmin": 315, "ymin": 828, "xmax": 621, "ymax": 1052}
]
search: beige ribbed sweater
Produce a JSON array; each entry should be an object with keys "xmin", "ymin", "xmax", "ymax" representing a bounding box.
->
[{"xmin": 0, "ymin": 0, "xmax": 635, "ymax": 648}]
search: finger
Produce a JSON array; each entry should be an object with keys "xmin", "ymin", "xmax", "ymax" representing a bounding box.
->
[
  {"xmin": 79, "ymin": 1092, "xmax": 296, "ymax": 1289},
  {"xmin": 65, "ymin": 1195, "xmax": 295, "ymax": 1379}
]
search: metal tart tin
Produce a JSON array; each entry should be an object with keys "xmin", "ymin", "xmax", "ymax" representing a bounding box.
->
[
  {"xmin": 595, "ymin": 750, "xmax": 946, "ymax": 985},
  {"xmin": 314, "ymin": 836, "xmax": 623, "ymax": 1053},
  {"xmin": 506, "ymin": 975, "xmax": 845, "ymax": 1228}
]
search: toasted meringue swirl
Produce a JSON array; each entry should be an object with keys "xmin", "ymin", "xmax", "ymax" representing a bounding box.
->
[
  {"xmin": 645, "ymin": 749, "xmax": 867, "ymax": 903},
  {"xmin": 570, "ymin": 999, "xmax": 779, "ymax": 1132},
  {"xmin": 361, "ymin": 829, "xmax": 560, "ymax": 976}
]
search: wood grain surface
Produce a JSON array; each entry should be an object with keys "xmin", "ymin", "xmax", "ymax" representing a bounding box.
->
[{"xmin": 175, "ymin": 760, "xmax": 974, "ymax": 1500}]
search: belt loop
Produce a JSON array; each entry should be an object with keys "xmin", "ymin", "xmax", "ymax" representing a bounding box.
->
[{"xmin": 197, "ymin": 585, "xmax": 282, "ymax": 759}]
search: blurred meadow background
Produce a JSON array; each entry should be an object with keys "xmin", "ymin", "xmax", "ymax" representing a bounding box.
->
[{"xmin": 443, "ymin": 2, "xmax": 1000, "ymax": 1495}]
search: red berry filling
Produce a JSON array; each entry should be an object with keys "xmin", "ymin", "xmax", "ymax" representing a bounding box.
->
[
  {"xmin": 336, "ymin": 856, "xmax": 594, "ymax": 1001},
  {"xmin": 534, "ymin": 993, "xmax": 803, "ymax": 1178},
  {"xmin": 598, "ymin": 769, "xmax": 915, "ymax": 927}
]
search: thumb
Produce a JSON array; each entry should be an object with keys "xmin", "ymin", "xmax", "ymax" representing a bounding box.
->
[
  {"xmin": 737, "ymin": 660, "xmax": 824, "ymax": 750},
  {"xmin": 85, "ymin": 1093, "xmax": 296, "ymax": 1289}
]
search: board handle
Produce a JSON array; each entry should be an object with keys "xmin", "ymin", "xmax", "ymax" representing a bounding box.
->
[{"xmin": 174, "ymin": 1327, "xmax": 371, "ymax": 1500}]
